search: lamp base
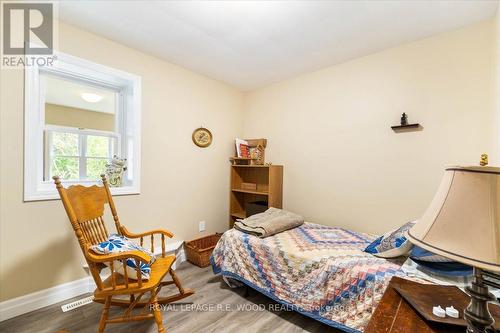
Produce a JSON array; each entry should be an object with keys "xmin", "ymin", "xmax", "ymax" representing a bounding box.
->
[{"xmin": 464, "ymin": 268, "xmax": 495, "ymax": 333}]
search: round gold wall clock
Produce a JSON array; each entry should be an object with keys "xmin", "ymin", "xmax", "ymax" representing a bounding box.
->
[{"xmin": 192, "ymin": 127, "xmax": 213, "ymax": 148}]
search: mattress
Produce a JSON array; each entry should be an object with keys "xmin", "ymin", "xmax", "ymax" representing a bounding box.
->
[{"xmin": 211, "ymin": 222, "xmax": 409, "ymax": 332}]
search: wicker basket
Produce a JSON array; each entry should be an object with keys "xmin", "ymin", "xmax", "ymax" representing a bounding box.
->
[{"xmin": 184, "ymin": 233, "xmax": 222, "ymax": 267}]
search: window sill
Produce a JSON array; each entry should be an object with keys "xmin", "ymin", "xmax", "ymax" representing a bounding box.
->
[{"xmin": 24, "ymin": 184, "xmax": 140, "ymax": 202}]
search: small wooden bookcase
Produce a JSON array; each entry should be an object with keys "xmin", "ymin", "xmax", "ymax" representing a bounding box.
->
[{"xmin": 229, "ymin": 165, "xmax": 283, "ymax": 228}]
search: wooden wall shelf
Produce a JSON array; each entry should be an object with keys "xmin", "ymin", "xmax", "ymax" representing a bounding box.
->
[
  {"xmin": 229, "ymin": 164, "xmax": 283, "ymax": 228},
  {"xmin": 231, "ymin": 165, "xmax": 270, "ymax": 168},
  {"xmin": 391, "ymin": 124, "xmax": 422, "ymax": 131}
]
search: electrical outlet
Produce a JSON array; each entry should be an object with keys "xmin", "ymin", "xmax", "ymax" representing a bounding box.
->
[{"xmin": 199, "ymin": 221, "xmax": 206, "ymax": 232}]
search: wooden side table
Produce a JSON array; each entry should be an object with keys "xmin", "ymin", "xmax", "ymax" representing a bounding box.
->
[{"xmin": 365, "ymin": 277, "xmax": 463, "ymax": 333}]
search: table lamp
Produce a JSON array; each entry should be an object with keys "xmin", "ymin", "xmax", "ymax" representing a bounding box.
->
[{"xmin": 406, "ymin": 166, "xmax": 499, "ymax": 333}]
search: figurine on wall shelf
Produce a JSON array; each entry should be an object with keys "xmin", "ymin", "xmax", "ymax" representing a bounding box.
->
[
  {"xmin": 105, "ymin": 155, "xmax": 127, "ymax": 187},
  {"xmin": 480, "ymin": 154, "xmax": 488, "ymax": 166},
  {"xmin": 400, "ymin": 113, "xmax": 408, "ymax": 126}
]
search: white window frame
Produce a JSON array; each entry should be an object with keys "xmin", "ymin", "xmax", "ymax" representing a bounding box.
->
[{"xmin": 24, "ymin": 50, "xmax": 141, "ymax": 201}]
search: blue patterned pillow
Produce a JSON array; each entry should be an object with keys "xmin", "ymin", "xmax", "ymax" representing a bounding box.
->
[
  {"xmin": 118, "ymin": 258, "xmax": 152, "ymax": 280},
  {"xmin": 409, "ymin": 246, "xmax": 454, "ymax": 262},
  {"xmin": 411, "ymin": 259, "xmax": 473, "ymax": 277},
  {"xmin": 409, "ymin": 246, "xmax": 473, "ymax": 277},
  {"xmin": 91, "ymin": 234, "xmax": 156, "ymax": 280},
  {"xmin": 364, "ymin": 221, "xmax": 415, "ymax": 258},
  {"xmin": 91, "ymin": 234, "xmax": 155, "ymax": 262}
]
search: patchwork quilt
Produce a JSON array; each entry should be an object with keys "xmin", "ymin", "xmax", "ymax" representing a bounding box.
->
[{"xmin": 211, "ymin": 222, "xmax": 408, "ymax": 332}]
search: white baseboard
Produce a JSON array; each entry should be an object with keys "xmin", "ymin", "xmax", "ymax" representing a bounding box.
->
[
  {"xmin": 0, "ymin": 241, "xmax": 186, "ymax": 322},
  {"xmin": 0, "ymin": 276, "xmax": 94, "ymax": 322}
]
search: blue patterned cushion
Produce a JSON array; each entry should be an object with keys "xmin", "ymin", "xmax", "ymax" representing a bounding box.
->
[
  {"xmin": 120, "ymin": 258, "xmax": 152, "ymax": 280},
  {"xmin": 409, "ymin": 246, "xmax": 472, "ymax": 277},
  {"xmin": 364, "ymin": 221, "xmax": 415, "ymax": 258},
  {"xmin": 91, "ymin": 234, "xmax": 155, "ymax": 261},
  {"xmin": 90, "ymin": 234, "xmax": 156, "ymax": 280},
  {"xmin": 409, "ymin": 246, "xmax": 454, "ymax": 262},
  {"xmin": 412, "ymin": 259, "xmax": 473, "ymax": 277}
]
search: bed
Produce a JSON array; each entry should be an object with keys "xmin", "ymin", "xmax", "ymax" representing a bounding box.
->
[{"xmin": 211, "ymin": 222, "xmax": 413, "ymax": 333}]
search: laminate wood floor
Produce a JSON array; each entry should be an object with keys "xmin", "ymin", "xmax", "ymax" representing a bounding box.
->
[{"xmin": 0, "ymin": 262, "xmax": 342, "ymax": 333}]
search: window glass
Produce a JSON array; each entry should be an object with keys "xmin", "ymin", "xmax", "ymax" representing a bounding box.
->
[
  {"xmin": 51, "ymin": 157, "xmax": 79, "ymax": 180},
  {"xmin": 44, "ymin": 75, "xmax": 116, "ymax": 132},
  {"xmin": 52, "ymin": 132, "xmax": 78, "ymax": 156},
  {"xmin": 87, "ymin": 135, "xmax": 110, "ymax": 158},
  {"xmin": 45, "ymin": 130, "xmax": 117, "ymax": 181},
  {"xmin": 86, "ymin": 158, "xmax": 108, "ymax": 180}
]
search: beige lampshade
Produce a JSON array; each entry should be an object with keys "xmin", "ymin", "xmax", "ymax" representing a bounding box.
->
[{"xmin": 406, "ymin": 166, "xmax": 500, "ymax": 272}]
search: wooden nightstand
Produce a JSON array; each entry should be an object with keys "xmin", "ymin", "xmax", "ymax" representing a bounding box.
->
[{"xmin": 365, "ymin": 277, "xmax": 463, "ymax": 333}]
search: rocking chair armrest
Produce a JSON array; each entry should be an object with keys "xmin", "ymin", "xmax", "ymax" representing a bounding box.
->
[
  {"xmin": 85, "ymin": 249, "xmax": 151, "ymax": 264},
  {"xmin": 120, "ymin": 226, "xmax": 174, "ymax": 239}
]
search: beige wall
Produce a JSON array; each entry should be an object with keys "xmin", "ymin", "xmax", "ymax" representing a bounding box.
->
[
  {"xmin": 0, "ymin": 22, "xmax": 243, "ymax": 301},
  {"xmin": 243, "ymin": 20, "xmax": 494, "ymax": 235},
  {"xmin": 492, "ymin": 8, "xmax": 500, "ymax": 165},
  {"xmin": 45, "ymin": 103, "xmax": 116, "ymax": 132}
]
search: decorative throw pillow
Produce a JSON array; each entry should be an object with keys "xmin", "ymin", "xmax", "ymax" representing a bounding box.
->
[
  {"xmin": 409, "ymin": 246, "xmax": 472, "ymax": 277},
  {"xmin": 112, "ymin": 258, "xmax": 152, "ymax": 280},
  {"xmin": 415, "ymin": 260, "xmax": 473, "ymax": 277},
  {"xmin": 90, "ymin": 234, "xmax": 156, "ymax": 280},
  {"xmin": 91, "ymin": 234, "xmax": 156, "ymax": 262},
  {"xmin": 409, "ymin": 246, "xmax": 454, "ymax": 262},
  {"xmin": 364, "ymin": 221, "xmax": 415, "ymax": 258}
]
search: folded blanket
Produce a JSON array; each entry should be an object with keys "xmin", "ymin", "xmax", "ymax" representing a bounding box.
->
[{"xmin": 234, "ymin": 207, "xmax": 304, "ymax": 237}]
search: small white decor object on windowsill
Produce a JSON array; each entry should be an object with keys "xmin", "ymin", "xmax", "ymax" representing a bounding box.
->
[{"xmin": 105, "ymin": 156, "xmax": 127, "ymax": 187}]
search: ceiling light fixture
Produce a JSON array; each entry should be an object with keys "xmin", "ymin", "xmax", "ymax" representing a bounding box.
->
[{"xmin": 81, "ymin": 92, "xmax": 103, "ymax": 103}]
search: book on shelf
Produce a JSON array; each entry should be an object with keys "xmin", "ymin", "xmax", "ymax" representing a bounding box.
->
[
  {"xmin": 240, "ymin": 144, "xmax": 250, "ymax": 158},
  {"xmin": 235, "ymin": 138, "xmax": 248, "ymax": 157}
]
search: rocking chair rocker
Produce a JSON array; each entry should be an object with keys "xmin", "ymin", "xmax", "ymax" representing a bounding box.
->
[{"xmin": 54, "ymin": 175, "xmax": 194, "ymax": 333}]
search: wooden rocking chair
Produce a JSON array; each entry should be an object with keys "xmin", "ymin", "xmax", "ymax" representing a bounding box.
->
[{"xmin": 54, "ymin": 175, "xmax": 194, "ymax": 333}]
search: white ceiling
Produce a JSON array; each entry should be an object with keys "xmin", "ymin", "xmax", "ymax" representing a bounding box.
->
[
  {"xmin": 44, "ymin": 74, "xmax": 116, "ymax": 113},
  {"xmin": 59, "ymin": 1, "xmax": 498, "ymax": 90}
]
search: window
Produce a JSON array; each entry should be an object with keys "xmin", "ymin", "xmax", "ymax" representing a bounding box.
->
[
  {"xmin": 44, "ymin": 127, "xmax": 118, "ymax": 181},
  {"xmin": 24, "ymin": 50, "xmax": 141, "ymax": 201}
]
